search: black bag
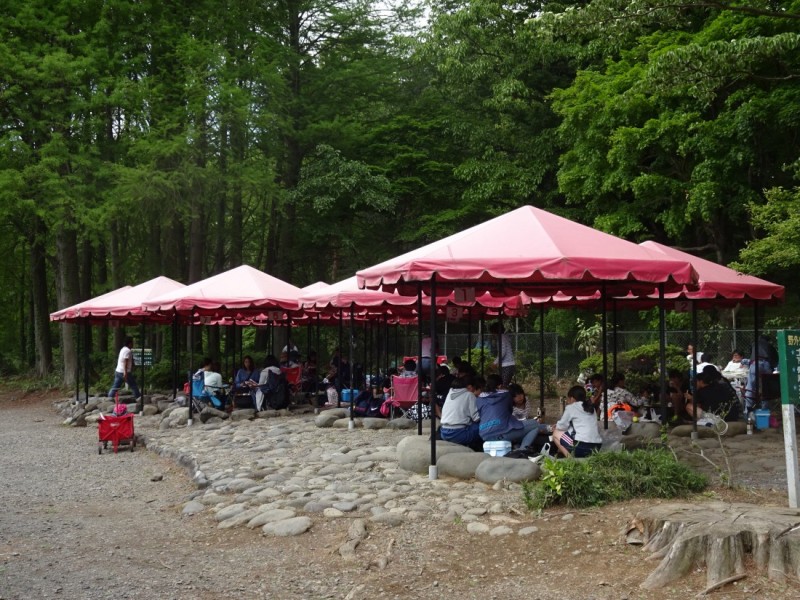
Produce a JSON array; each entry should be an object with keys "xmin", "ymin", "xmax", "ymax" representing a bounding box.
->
[{"xmin": 352, "ymin": 390, "xmax": 384, "ymax": 418}]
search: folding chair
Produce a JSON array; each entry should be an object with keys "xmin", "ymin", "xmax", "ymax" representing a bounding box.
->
[
  {"xmin": 281, "ymin": 366, "xmax": 303, "ymax": 404},
  {"xmin": 191, "ymin": 377, "xmax": 226, "ymax": 410},
  {"xmin": 386, "ymin": 375, "xmax": 419, "ymax": 419}
]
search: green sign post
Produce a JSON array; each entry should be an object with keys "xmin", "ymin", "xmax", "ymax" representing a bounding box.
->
[{"xmin": 777, "ymin": 330, "xmax": 800, "ymax": 508}]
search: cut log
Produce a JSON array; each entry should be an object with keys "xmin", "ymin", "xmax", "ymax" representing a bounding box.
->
[{"xmin": 627, "ymin": 502, "xmax": 800, "ymax": 590}]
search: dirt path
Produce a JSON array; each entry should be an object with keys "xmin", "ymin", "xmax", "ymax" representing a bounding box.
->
[{"xmin": 1, "ymin": 391, "xmax": 799, "ymax": 600}]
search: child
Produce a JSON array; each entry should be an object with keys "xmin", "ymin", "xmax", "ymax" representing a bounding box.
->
[
  {"xmin": 508, "ymin": 383, "xmax": 531, "ymax": 420},
  {"xmin": 552, "ymin": 386, "xmax": 603, "ymax": 458}
]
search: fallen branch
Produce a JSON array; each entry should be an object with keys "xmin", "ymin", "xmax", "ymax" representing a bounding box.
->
[{"xmin": 696, "ymin": 573, "xmax": 746, "ymax": 597}]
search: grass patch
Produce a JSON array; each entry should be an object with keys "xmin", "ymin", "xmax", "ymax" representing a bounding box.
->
[{"xmin": 522, "ymin": 449, "xmax": 708, "ymax": 511}]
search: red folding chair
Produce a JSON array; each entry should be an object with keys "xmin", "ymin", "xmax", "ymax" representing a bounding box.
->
[
  {"xmin": 281, "ymin": 366, "xmax": 303, "ymax": 402},
  {"xmin": 386, "ymin": 375, "xmax": 419, "ymax": 419}
]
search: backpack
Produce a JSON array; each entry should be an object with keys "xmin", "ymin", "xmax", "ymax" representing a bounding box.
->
[
  {"xmin": 352, "ymin": 390, "xmax": 384, "ymax": 418},
  {"xmin": 261, "ymin": 370, "xmax": 290, "ymax": 410}
]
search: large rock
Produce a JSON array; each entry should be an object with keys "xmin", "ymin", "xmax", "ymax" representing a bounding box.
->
[
  {"xmin": 670, "ymin": 421, "xmax": 746, "ymax": 438},
  {"xmin": 262, "ymin": 516, "xmax": 312, "ymax": 537},
  {"xmin": 386, "ymin": 418, "xmax": 416, "ymax": 430},
  {"xmin": 230, "ymin": 409, "xmax": 256, "ymax": 422},
  {"xmin": 333, "ymin": 418, "xmax": 361, "ymax": 428},
  {"xmin": 437, "ymin": 451, "xmax": 487, "ymax": 480},
  {"xmin": 362, "ymin": 418, "xmax": 387, "ymax": 430},
  {"xmin": 475, "ymin": 456, "xmax": 542, "ymax": 484},
  {"xmin": 200, "ymin": 406, "xmax": 228, "ymax": 423},
  {"xmin": 142, "ymin": 404, "xmax": 160, "ymax": 416},
  {"xmin": 247, "ymin": 509, "xmax": 296, "ymax": 528},
  {"xmin": 396, "ymin": 436, "xmax": 473, "ymax": 474},
  {"xmin": 315, "ymin": 412, "xmax": 339, "ymax": 428},
  {"xmin": 624, "ymin": 422, "xmax": 662, "ymax": 440}
]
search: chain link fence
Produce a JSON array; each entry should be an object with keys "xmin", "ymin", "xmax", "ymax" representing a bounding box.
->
[{"xmin": 433, "ymin": 329, "xmax": 776, "ymax": 381}]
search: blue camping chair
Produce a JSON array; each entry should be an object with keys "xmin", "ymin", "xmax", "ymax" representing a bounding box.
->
[{"xmin": 191, "ymin": 376, "xmax": 226, "ymax": 410}]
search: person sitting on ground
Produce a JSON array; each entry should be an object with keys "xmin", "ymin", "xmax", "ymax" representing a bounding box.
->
[
  {"xmin": 508, "ymin": 383, "xmax": 531, "ymax": 420},
  {"xmin": 685, "ymin": 365, "xmax": 741, "ymax": 422},
  {"xmin": 400, "ymin": 358, "xmax": 417, "ymax": 378},
  {"xmin": 450, "ymin": 355, "xmax": 463, "ymax": 376},
  {"xmin": 588, "ymin": 373, "xmax": 605, "ymax": 414},
  {"xmin": 552, "ymin": 386, "xmax": 603, "ymax": 458},
  {"xmin": 477, "ymin": 374, "xmax": 541, "ymax": 448},
  {"xmin": 301, "ymin": 350, "xmax": 319, "ymax": 394},
  {"xmin": 439, "ymin": 373, "xmax": 483, "ymax": 451},
  {"xmin": 254, "ymin": 355, "xmax": 282, "ymax": 411},
  {"xmin": 605, "ymin": 372, "xmax": 638, "ymax": 417},
  {"xmin": 430, "ymin": 365, "xmax": 455, "ymax": 418}
]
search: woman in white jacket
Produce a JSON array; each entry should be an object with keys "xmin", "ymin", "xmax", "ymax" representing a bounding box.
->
[{"xmin": 439, "ymin": 374, "xmax": 483, "ymax": 451}]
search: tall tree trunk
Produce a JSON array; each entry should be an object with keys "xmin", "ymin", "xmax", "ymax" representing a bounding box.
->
[
  {"xmin": 56, "ymin": 228, "xmax": 81, "ymax": 387},
  {"xmin": 80, "ymin": 238, "xmax": 93, "ymax": 354},
  {"xmin": 97, "ymin": 241, "xmax": 109, "ymax": 353},
  {"xmin": 30, "ymin": 218, "xmax": 52, "ymax": 377}
]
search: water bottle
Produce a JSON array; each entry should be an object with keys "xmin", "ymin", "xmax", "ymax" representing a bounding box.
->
[{"xmin": 746, "ymin": 412, "xmax": 754, "ymax": 435}]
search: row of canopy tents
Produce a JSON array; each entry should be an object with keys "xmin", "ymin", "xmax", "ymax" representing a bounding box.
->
[{"xmin": 51, "ymin": 206, "xmax": 784, "ymax": 477}]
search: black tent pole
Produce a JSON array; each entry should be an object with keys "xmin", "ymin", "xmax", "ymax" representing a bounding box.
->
[
  {"xmin": 601, "ymin": 286, "xmax": 609, "ymax": 430},
  {"xmin": 691, "ymin": 301, "xmax": 698, "ymax": 436},
  {"xmin": 539, "ymin": 304, "xmax": 545, "ymax": 417},
  {"xmin": 348, "ymin": 306, "xmax": 355, "ymax": 427},
  {"xmin": 429, "ymin": 276, "xmax": 438, "ymax": 479},
  {"xmin": 139, "ymin": 322, "xmax": 145, "ymax": 414},
  {"xmin": 417, "ymin": 285, "xmax": 423, "ymax": 436},
  {"xmin": 467, "ymin": 311, "xmax": 472, "ymax": 365},
  {"xmin": 75, "ymin": 323, "xmax": 80, "ymax": 403},
  {"xmin": 658, "ymin": 285, "xmax": 668, "ymax": 424},
  {"xmin": 338, "ymin": 309, "xmax": 343, "ymax": 407},
  {"xmin": 612, "ymin": 301, "xmax": 618, "ymax": 376},
  {"xmin": 479, "ymin": 316, "xmax": 485, "ymax": 377},
  {"xmin": 83, "ymin": 321, "xmax": 90, "ymax": 405}
]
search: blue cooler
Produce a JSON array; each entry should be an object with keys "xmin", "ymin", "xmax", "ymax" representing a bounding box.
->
[
  {"xmin": 340, "ymin": 388, "xmax": 356, "ymax": 404},
  {"xmin": 754, "ymin": 409, "xmax": 771, "ymax": 430}
]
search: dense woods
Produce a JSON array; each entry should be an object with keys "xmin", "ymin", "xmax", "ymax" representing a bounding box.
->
[{"xmin": 1, "ymin": 0, "xmax": 799, "ymax": 383}]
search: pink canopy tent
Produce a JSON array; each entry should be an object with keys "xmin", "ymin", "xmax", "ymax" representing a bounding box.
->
[
  {"xmin": 533, "ymin": 243, "xmax": 785, "ymax": 309},
  {"xmin": 356, "ymin": 205, "xmax": 697, "ymax": 296},
  {"xmin": 71, "ymin": 276, "xmax": 186, "ymax": 323},
  {"xmin": 299, "ymin": 276, "xmax": 529, "ymax": 318},
  {"xmin": 141, "ymin": 265, "xmax": 303, "ymax": 317},
  {"xmin": 50, "ymin": 286, "xmax": 133, "ymax": 322},
  {"xmin": 637, "ymin": 241, "xmax": 784, "ymax": 307}
]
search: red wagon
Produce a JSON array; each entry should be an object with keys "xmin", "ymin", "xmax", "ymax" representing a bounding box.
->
[{"xmin": 98, "ymin": 413, "xmax": 135, "ymax": 454}]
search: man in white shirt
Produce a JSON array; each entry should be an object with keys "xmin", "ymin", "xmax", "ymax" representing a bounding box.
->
[{"xmin": 108, "ymin": 336, "xmax": 140, "ymax": 400}]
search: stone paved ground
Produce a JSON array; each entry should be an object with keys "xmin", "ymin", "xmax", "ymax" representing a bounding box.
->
[{"xmin": 2, "ymin": 389, "xmax": 800, "ymax": 600}]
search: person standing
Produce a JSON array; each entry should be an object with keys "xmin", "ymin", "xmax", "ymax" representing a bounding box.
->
[
  {"xmin": 489, "ymin": 322, "xmax": 515, "ymax": 387},
  {"xmin": 108, "ymin": 336, "xmax": 140, "ymax": 401}
]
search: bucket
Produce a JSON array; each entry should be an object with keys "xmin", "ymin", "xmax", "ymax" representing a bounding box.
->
[
  {"xmin": 340, "ymin": 388, "xmax": 356, "ymax": 404},
  {"xmin": 754, "ymin": 409, "xmax": 771, "ymax": 430},
  {"xmin": 483, "ymin": 441, "xmax": 512, "ymax": 457}
]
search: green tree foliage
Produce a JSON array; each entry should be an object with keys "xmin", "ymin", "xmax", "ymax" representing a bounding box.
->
[{"xmin": 548, "ymin": 4, "xmax": 800, "ymax": 262}]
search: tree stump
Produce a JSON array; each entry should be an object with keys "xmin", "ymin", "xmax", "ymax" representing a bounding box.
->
[{"xmin": 626, "ymin": 502, "xmax": 800, "ymax": 590}]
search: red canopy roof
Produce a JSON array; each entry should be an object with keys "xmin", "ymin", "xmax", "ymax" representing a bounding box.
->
[
  {"xmin": 299, "ymin": 276, "xmax": 528, "ymax": 317},
  {"xmin": 637, "ymin": 242, "xmax": 784, "ymax": 307},
  {"xmin": 50, "ymin": 286, "xmax": 133, "ymax": 322},
  {"xmin": 69, "ymin": 276, "xmax": 186, "ymax": 322},
  {"xmin": 141, "ymin": 265, "xmax": 302, "ymax": 316},
  {"xmin": 356, "ymin": 206, "xmax": 697, "ymax": 296}
]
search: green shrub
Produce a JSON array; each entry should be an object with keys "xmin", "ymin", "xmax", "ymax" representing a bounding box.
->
[
  {"xmin": 579, "ymin": 342, "xmax": 686, "ymax": 383},
  {"xmin": 521, "ymin": 449, "xmax": 707, "ymax": 511}
]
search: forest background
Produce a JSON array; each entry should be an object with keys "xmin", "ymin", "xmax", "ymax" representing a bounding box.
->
[{"xmin": 2, "ymin": 0, "xmax": 800, "ymax": 387}]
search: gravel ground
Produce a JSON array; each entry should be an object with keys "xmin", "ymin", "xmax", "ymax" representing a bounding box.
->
[{"xmin": 2, "ymin": 390, "xmax": 800, "ymax": 600}]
